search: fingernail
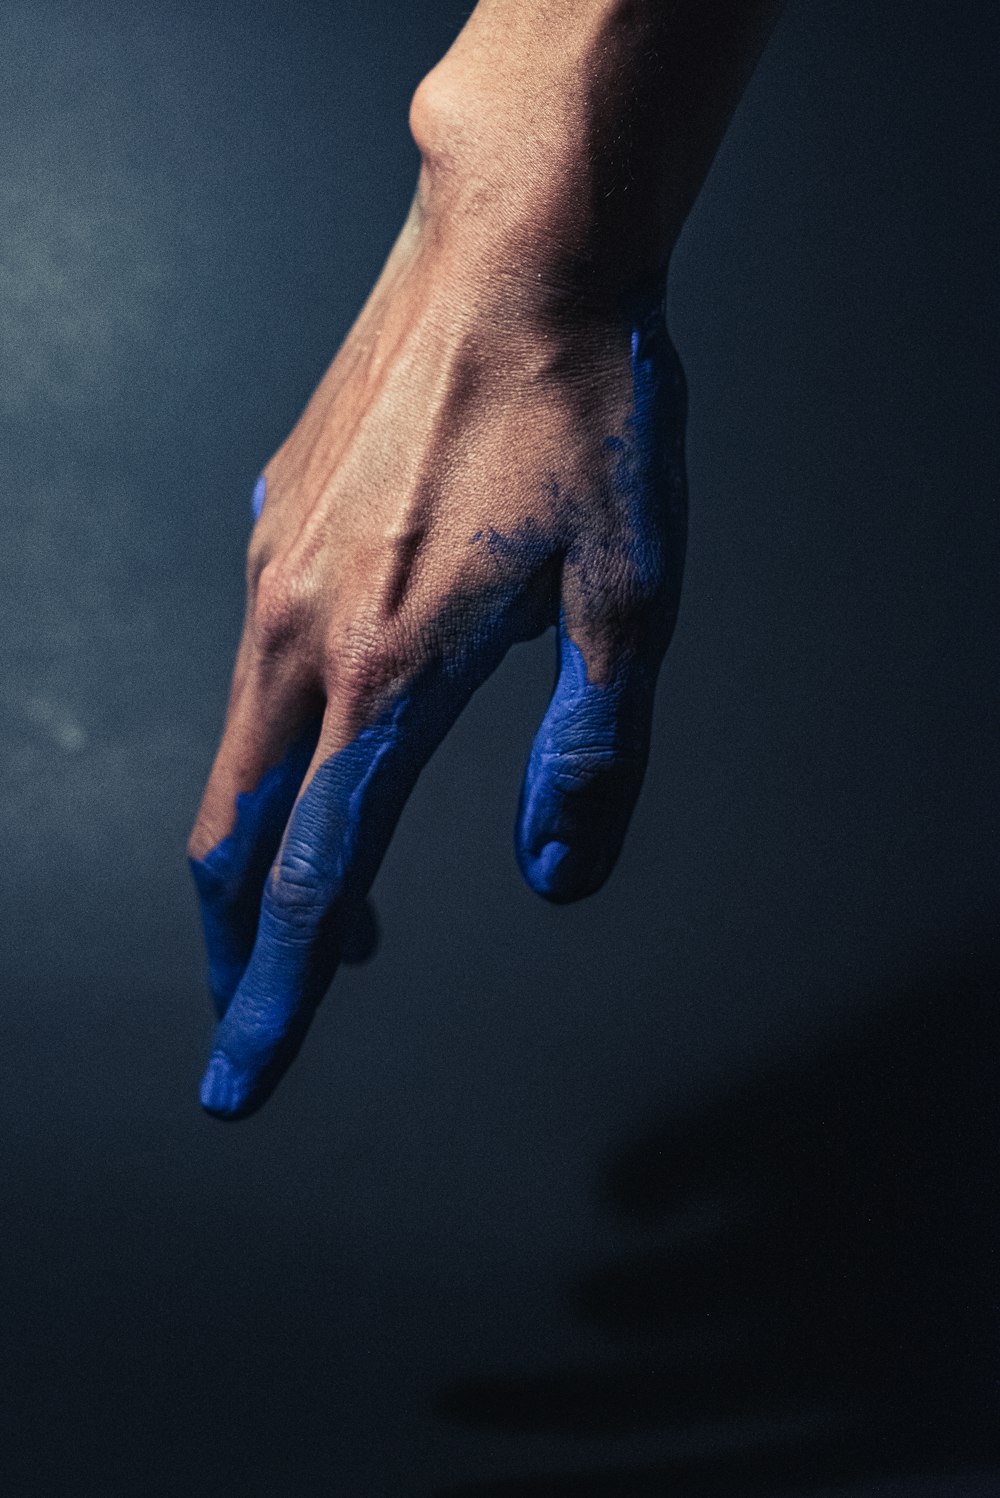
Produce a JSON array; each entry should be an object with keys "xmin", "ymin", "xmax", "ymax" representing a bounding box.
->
[
  {"xmin": 528, "ymin": 839, "xmax": 611, "ymax": 903},
  {"xmin": 200, "ymin": 1053, "xmax": 242, "ymax": 1117}
]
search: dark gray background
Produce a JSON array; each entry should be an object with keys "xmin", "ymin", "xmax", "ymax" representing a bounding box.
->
[{"xmin": 1, "ymin": 1, "xmax": 997, "ymax": 1494}]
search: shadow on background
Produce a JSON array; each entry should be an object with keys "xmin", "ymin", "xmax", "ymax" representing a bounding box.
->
[{"xmin": 431, "ymin": 941, "xmax": 1000, "ymax": 1496}]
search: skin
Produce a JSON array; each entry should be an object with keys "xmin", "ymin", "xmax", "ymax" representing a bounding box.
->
[{"xmin": 188, "ymin": 0, "xmax": 784, "ymax": 1119}]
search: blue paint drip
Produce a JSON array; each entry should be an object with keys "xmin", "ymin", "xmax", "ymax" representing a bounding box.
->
[{"xmin": 251, "ymin": 473, "xmax": 266, "ymax": 521}]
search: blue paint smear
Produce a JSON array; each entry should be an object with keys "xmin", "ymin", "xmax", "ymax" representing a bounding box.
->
[
  {"xmin": 190, "ymin": 725, "xmax": 321, "ymax": 1018},
  {"xmin": 516, "ymin": 282, "xmax": 686, "ymax": 902},
  {"xmin": 251, "ymin": 473, "xmax": 266, "ymax": 521},
  {"xmin": 609, "ymin": 285, "xmax": 688, "ymax": 608},
  {"xmin": 478, "ymin": 519, "xmax": 549, "ymax": 566},
  {"xmin": 515, "ymin": 623, "xmax": 655, "ymax": 902}
]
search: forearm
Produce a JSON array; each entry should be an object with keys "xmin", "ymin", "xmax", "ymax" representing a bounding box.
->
[{"xmin": 409, "ymin": 0, "xmax": 784, "ymax": 301}]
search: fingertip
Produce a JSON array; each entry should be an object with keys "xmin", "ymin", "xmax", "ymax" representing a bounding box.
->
[
  {"xmin": 201, "ymin": 1046, "xmax": 281, "ymax": 1121},
  {"xmin": 199, "ymin": 1053, "xmax": 246, "ymax": 1120},
  {"xmin": 517, "ymin": 837, "xmax": 615, "ymax": 904}
]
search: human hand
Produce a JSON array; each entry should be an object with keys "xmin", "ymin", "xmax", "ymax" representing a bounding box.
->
[{"xmin": 187, "ymin": 25, "xmax": 701, "ymax": 1121}]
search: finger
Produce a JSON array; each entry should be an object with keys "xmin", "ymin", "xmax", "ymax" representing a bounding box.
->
[
  {"xmin": 190, "ymin": 469, "xmax": 377, "ymax": 1010},
  {"xmin": 188, "ymin": 639, "xmax": 323, "ymax": 1017},
  {"xmin": 198, "ymin": 661, "xmax": 467, "ymax": 1121},
  {"xmin": 189, "ymin": 721, "xmax": 319, "ymax": 1018},
  {"xmin": 515, "ymin": 614, "xmax": 662, "ymax": 904},
  {"xmin": 190, "ymin": 707, "xmax": 379, "ymax": 1015}
]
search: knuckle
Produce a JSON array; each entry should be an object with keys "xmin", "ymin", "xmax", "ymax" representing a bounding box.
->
[
  {"xmin": 595, "ymin": 559, "xmax": 672, "ymax": 659},
  {"xmin": 572, "ymin": 547, "xmax": 669, "ymax": 652},
  {"xmin": 262, "ymin": 858, "xmax": 328, "ymax": 935},
  {"xmin": 327, "ymin": 627, "xmax": 403, "ymax": 714},
  {"xmin": 251, "ymin": 560, "xmax": 310, "ymax": 656},
  {"xmin": 547, "ymin": 739, "xmax": 640, "ymax": 791},
  {"xmin": 245, "ymin": 537, "xmax": 271, "ymax": 597},
  {"xmin": 187, "ymin": 809, "xmax": 229, "ymax": 866},
  {"xmin": 613, "ymin": 551, "xmax": 668, "ymax": 625}
]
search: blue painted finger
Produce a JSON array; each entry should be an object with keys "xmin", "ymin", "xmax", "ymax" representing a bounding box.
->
[
  {"xmin": 515, "ymin": 620, "xmax": 659, "ymax": 904},
  {"xmin": 190, "ymin": 473, "xmax": 380, "ymax": 1020},
  {"xmin": 190, "ymin": 719, "xmax": 381, "ymax": 1023},
  {"xmin": 198, "ymin": 672, "xmax": 465, "ymax": 1121},
  {"xmin": 189, "ymin": 725, "xmax": 320, "ymax": 1017}
]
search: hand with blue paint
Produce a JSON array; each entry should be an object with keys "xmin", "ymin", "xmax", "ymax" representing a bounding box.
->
[{"xmin": 189, "ymin": 0, "xmax": 783, "ymax": 1118}]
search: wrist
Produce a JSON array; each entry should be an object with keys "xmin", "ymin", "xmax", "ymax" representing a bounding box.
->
[
  {"xmin": 408, "ymin": 43, "xmax": 675, "ymax": 310},
  {"xmin": 407, "ymin": 0, "xmax": 783, "ymax": 310}
]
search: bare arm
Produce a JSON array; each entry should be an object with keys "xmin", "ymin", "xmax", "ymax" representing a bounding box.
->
[{"xmin": 409, "ymin": 0, "xmax": 782, "ymax": 292}]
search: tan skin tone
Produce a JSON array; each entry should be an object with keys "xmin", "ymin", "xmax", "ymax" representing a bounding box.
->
[{"xmin": 189, "ymin": 0, "xmax": 783, "ymax": 1119}]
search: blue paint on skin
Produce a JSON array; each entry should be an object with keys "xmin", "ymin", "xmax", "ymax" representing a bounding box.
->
[
  {"xmin": 603, "ymin": 289, "xmax": 687, "ymax": 603},
  {"xmin": 190, "ymin": 726, "xmax": 321, "ymax": 1017},
  {"xmin": 468, "ymin": 516, "xmax": 552, "ymax": 572},
  {"xmin": 195, "ymin": 287, "xmax": 685, "ymax": 1117},
  {"xmin": 251, "ymin": 472, "xmax": 267, "ymax": 521},
  {"xmin": 190, "ymin": 718, "xmax": 379, "ymax": 1020},
  {"xmin": 198, "ymin": 657, "xmax": 502, "ymax": 1120},
  {"xmin": 483, "ymin": 521, "xmax": 546, "ymax": 563},
  {"xmin": 515, "ymin": 621, "xmax": 657, "ymax": 902},
  {"xmin": 516, "ymin": 284, "xmax": 686, "ymax": 903}
]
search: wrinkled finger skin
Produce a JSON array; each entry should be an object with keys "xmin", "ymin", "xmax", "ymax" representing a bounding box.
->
[{"xmin": 188, "ymin": 189, "xmax": 687, "ymax": 1117}]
